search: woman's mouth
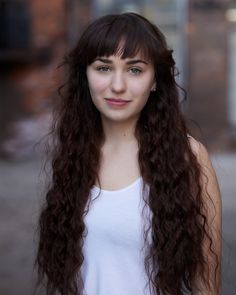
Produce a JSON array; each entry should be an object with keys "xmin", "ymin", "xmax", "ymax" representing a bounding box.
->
[{"xmin": 105, "ymin": 98, "xmax": 131, "ymax": 107}]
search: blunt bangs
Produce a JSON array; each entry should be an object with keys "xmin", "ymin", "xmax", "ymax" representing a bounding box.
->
[{"xmin": 82, "ymin": 13, "xmax": 161, "ymax": 65}]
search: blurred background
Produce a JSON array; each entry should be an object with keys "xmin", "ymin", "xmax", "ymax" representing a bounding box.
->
[{"xmin": 0, "ymin": 0, "xmax": 235, "ymax": 294}]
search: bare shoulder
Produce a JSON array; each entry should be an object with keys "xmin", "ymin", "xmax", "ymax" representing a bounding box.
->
[
  {"xmin": 187, "ymin": 135, "xmax": 210, "ymax": 164},
  {"xmin": 187, "ymin": 135, "xmax": 221, "ymax": 210},
  {"xmin": 187, "ymin": 135, "xmax": 217, "ymax": 177}
]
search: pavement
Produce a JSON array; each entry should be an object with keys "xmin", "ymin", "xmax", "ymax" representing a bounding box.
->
[{"xmin": 0, "ymin": 152, "xmax": 235, "ymax": 295}]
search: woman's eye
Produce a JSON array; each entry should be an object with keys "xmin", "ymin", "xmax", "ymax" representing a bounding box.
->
[
  {"xmin": 96, "ymin": 66, "xmax": 111, "ymax": 72},
  {"xmin": 129, "ymin": 68, "xmax": 142, "ymax": 75}
]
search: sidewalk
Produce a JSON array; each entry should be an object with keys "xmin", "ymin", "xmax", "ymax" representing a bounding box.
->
[{"xmin": 0, "ymin": 153, "xmax": 235, "ymax": 295}]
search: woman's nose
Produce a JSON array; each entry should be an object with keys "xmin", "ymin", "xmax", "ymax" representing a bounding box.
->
[{"xmin": 110, "ymin": 72, "xmax": 126, "ymax": 93}]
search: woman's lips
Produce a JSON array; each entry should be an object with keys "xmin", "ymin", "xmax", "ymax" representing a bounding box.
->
[{"xmin": 105, "ymin": 98, "xmax": 131, "ymax": 106}]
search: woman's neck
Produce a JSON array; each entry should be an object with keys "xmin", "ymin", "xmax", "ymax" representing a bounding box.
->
[{"xmin": 101, "ymin": 116, "xmax": 138, "ymax": 148}]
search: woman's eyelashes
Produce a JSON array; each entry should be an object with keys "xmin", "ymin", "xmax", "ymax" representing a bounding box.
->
[
  {"xmin": 96, "ymin": 65, "xmax": 111, "ymax": 72},
  {"xmin": 95, "ymin": 65, "xmax": 143, "ymax": 75}
]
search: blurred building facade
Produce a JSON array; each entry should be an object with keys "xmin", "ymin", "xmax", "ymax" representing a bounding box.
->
[{"xmin": 0, "ymin": 0, "xmax": 235, "ymax": 158}]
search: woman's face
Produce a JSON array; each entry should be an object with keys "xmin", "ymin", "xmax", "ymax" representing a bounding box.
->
[{"xmin": 86, "ymin": 52, "xmax": 156, "ymax": 124}]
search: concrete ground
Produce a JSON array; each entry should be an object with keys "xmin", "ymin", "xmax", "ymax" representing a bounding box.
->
[{"xmin": 0, "ymin": 153, "xmax": 235, "ymax": 295}]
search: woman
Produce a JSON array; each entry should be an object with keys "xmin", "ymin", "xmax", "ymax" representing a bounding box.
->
[{"xmin": 36, "ymin": 13, "xmax": 222, "ymax": 295}]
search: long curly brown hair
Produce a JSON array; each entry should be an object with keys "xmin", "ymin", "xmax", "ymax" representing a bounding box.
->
[{"xmin": 35, "ymin": 13, "xmax": 218, "ymax": 295}]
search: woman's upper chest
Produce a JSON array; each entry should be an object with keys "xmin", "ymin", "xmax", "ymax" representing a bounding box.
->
[{"xmin": 96, "ymin": 143, "xmax": 141, "ymax": 191}]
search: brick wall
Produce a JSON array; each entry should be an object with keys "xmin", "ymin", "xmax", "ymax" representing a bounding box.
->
[
  {"xmin": 187, "ymin": 0, "xmax": 230, "ymax": 151},
  {"xmin": 0, "ymin": 0, "xmax": 91, "ymax": 158}
]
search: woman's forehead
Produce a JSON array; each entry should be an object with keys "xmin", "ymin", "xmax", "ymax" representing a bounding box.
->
[
  {"xmin": 92, "ymin": 43, "xmax": 151, "ymax": 63},
  {"xmin": 86, "ymin": 36, "xmax": 155, "ymax": 65}
]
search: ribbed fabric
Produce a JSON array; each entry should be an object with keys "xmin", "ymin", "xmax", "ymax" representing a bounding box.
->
[{"xmin": 81, "ymin": 177, "xmax": 154, "ymax": 295}]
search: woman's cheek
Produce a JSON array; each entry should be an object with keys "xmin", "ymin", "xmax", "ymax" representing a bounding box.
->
[
  {"xmin": 131, "ymin": 81, "xmax": 150, "ymax": 97},
  {"xmin": 97, "ymin": 79, "xmax": 110, "ymax": 93},
  {"xmin": 90, "ymin": 74, "xmax": 110, "ymax": 94}
]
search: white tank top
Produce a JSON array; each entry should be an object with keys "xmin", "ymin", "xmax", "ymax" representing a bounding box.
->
[{"xmin": 81, "ymin": 177, "xmax": 154, "ymax": 295}]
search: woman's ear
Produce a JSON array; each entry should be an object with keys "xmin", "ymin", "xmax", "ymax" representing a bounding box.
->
[{"xmin": 151, "ymin": 81, "xmax": 157, "ymax": 92}]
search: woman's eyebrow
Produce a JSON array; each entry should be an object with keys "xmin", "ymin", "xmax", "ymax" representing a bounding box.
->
[
  {"xmin": 94, "ymin": 58, "xmax": 148, "ymax": 65},
  {"xmin": 95, "ymin": 58, "xmax": 112, "ymax": 64},
  {"xmin": 126, "ymin": 59, "xmax": 148, "ymax": 65}
]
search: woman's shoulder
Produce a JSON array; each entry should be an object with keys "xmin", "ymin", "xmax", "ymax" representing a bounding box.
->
[
  {"xmin": 187, "ymin": 134, "xmax": 221, "ymax": 213},
  {"xmin": 186, "ymin": 135, "xmax": 220, "ymax": 197},
  {"xmin": 187, "ymin": 134, "xmax": 209, "ymax": 163}
]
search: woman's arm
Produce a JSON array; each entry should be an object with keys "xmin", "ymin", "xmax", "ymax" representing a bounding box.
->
[{"xmin": 189, "ymin": 137, "xmax": 222, "ymax": 294}]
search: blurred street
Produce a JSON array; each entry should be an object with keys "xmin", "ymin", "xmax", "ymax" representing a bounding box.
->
[{"xmin": 0, "ymin": 152, "xmax": 236, "ymax": 295}]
